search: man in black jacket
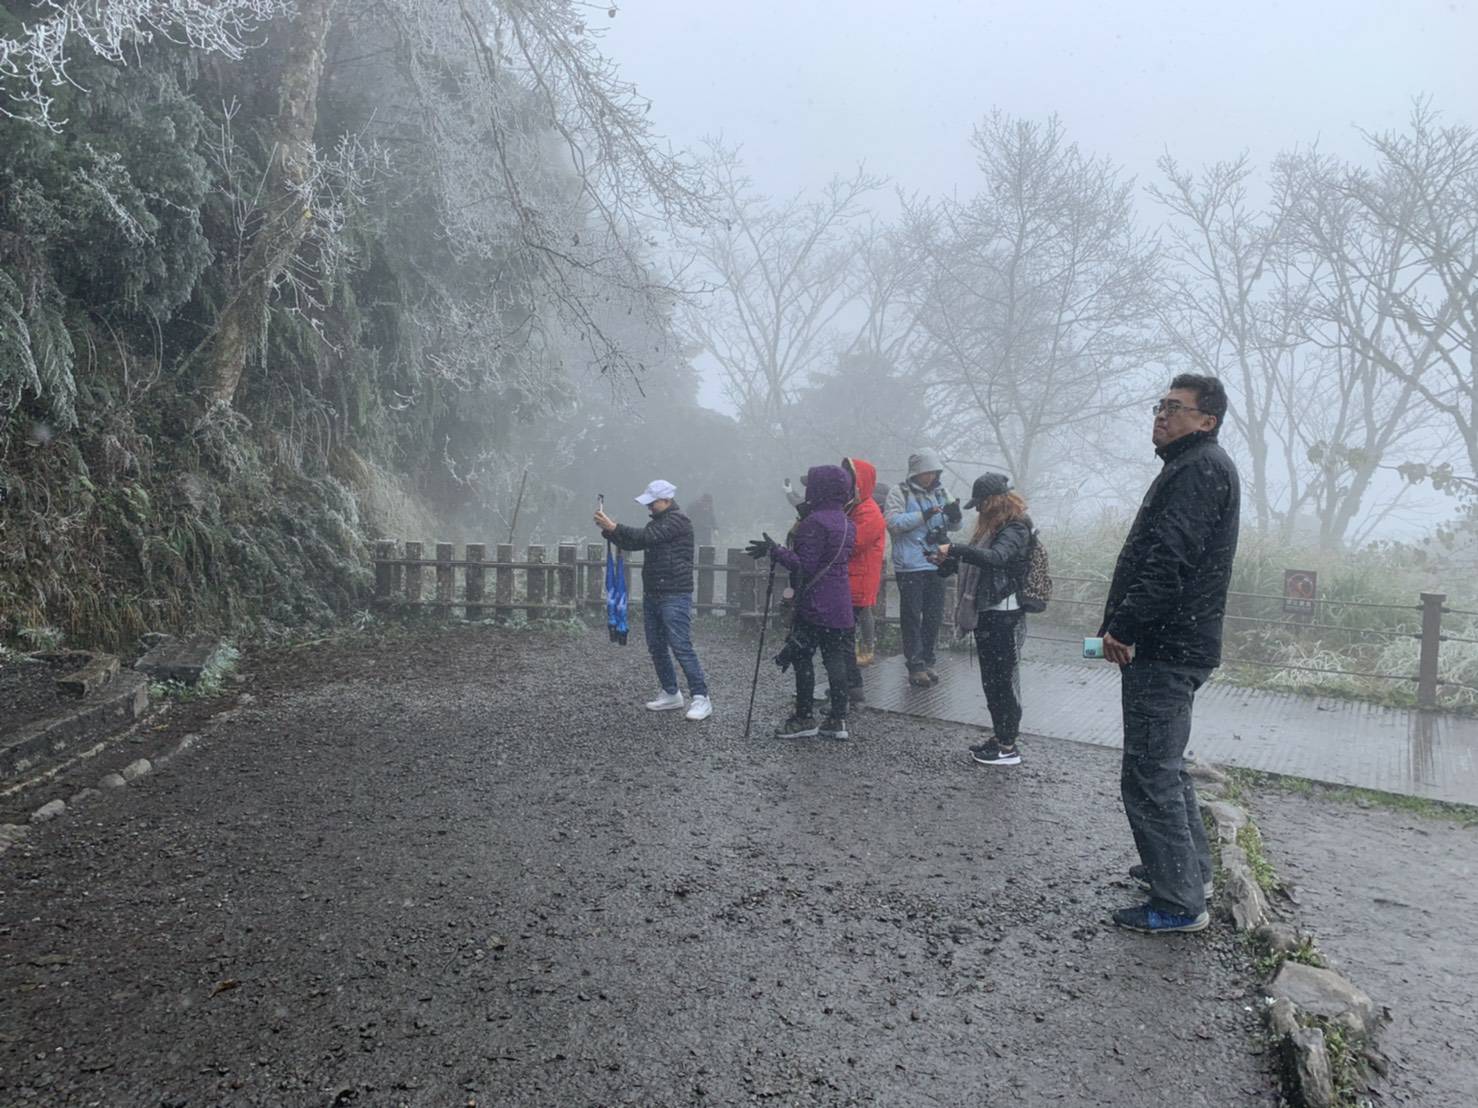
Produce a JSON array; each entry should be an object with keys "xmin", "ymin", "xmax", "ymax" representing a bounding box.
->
[
  {"xmin": 1100, "ymin": 374, "xmax": 1240, "ymax": 935},
  {"xmin": 595, "ymin": 479, "xmax": 712, "ymax": 722}
]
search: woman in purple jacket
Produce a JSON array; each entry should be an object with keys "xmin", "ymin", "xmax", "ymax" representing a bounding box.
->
[{"xmin": 747, "ymin": 464, "xmax": 857, "ymax": 739}]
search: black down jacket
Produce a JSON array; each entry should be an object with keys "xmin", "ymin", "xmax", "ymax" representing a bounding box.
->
[
  {"xmin": 1100, "ymin": 432, "xmax": 1241, "ymax": 668},
  {"xmin": 939, "ymin": 518, "xmax": 1032, "ymax": 609},
  {"xmin": 605, "ymin": 503, "xmax": 696, "ymax": 597}
]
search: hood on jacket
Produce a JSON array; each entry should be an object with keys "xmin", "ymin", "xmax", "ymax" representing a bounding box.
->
[
  {"xmin": 907, "ymin": 449, "xmax": 944, "ymax": 481},
  {"xmin": 843, "ymin": 457, "xmax": 877, "ymax": 506},
  {"xmin": 803, "ymin": 464, "xmax": 852, "ymax": 509}
]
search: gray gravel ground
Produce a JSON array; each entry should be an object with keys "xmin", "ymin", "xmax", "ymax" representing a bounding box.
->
[
  {"xmin": 1, "ymin": 623, "xmax": 1281, "ymax": 1106},
  {"xmin": 1252, "ymin": 785, "xmax": 1478, "ymax": 1108}
]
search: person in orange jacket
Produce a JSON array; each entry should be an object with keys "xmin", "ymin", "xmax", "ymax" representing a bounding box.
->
[{"xmin": 841, "ymin": 457, "xmax": 887, "ymax": 700}]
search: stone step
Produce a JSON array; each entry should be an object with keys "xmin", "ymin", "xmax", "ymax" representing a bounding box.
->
[
  {"xmin": 135, "ymin": 635, "xmax": 225, "ymax": 685},
  {"xmin": 55, "ymin": 652, "xmax": 120, "ymax": 698},
  {"xmin": 0, "ymin": 672, "xmax": 150, "ymax": 782}
]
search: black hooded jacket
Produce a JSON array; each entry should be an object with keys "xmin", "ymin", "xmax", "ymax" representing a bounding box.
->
[
  {"xmin": 1099, "ymin": 431, "xmax": 1241, "ymax": 668},
  {"xmin": 604, "ymin": 503, "xmax": 696, "ymax": 596}
]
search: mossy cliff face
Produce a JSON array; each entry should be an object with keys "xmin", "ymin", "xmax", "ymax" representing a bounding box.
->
[{"xmin": 0, "ymin": 8, "xmax": 652, "ymax": 650}]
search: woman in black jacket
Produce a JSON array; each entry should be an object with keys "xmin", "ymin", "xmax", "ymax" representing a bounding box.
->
[{"xmin": 930, "ymin": 473, "xmax": 1032, "ymax": 766}]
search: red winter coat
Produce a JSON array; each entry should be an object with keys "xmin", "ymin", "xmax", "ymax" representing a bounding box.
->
[{"xmin": 843, "ymin": 457, "xmax": 886, "ymax": 607}]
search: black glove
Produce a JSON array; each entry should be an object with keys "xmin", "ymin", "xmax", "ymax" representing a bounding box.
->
[
  {"xmin": 745, "ymin": 533, "xmax": 777, "ymax": 561},
  {"xmin": 943, "ymin": 499, "xmax": 962, "ymax": 525}
]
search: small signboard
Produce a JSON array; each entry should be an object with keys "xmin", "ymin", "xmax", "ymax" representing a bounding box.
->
[{"xmin": 1283, "ymin": 569, "xmax": 1317, "ymax": 618}]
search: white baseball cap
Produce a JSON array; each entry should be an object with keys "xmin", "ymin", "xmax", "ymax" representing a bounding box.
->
[{"xmin": 635, "ymin": 479, "xmax": 677, "ymax": 505}]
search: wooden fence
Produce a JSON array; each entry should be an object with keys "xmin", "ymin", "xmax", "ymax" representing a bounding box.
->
[
  {"xmin": 371, "ymin": 541, "xmax": 895, "ymax": 627},
  {"xmin": 370, "ymin": 541, "xmax": 1475, "ymax": 707}
]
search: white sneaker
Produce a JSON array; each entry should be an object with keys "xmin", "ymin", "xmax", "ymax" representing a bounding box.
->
[
  {"xmin": 645, "ymin": 691, "xmax": 685, "ymax": 711},
  {"xmin": 685, "ymin": 695, "xmax": 713, "ymax": 721}
]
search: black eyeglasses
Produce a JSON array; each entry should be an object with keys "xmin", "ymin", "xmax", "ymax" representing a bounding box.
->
[{"xmin": 1152, "ymin": 399, "xmax": 1203, "ymax": 416}]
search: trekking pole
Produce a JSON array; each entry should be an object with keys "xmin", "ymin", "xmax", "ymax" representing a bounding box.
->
[{"xmin": 743, "ymin": 557, "xmax": 779, "ymax": 740}]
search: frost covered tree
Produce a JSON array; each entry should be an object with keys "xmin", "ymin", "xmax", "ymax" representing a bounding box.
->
[
  {"xmin": 0, "ymin": 0, "xmax": 289, "ymax": 127},
  {"xmin": 189, "ymin": 0, "xmax": 705, "ymax": 413}
]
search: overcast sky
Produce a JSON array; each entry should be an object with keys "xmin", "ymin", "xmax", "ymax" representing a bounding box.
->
[
  {"xmin": 596, "ymin": 0, "xmax": 1474, "ymax": 533},
  {"xmin": 600, "ymin": 0, "xmax": 1478, "ymax": 199}
]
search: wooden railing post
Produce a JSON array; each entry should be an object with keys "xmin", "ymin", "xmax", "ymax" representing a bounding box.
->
[
  {"xmin": 558, "ymin": 543, "xmax": 577, "ymax": 611},
  {"xmin": 1418, "ymin": 592, "xmax": 1445, "ymax": 709},
  {"xmin": 404, "ymin": 541, "xmax": 423, "ymax": 604},
  {"xmin": 740, "ymin": 550, "xmax": 759, "ymax": 621},
  {"xmin": 697, "ymin": 545, "xmax": 715, "ymax": 614},
  {"xmin": 725, "ymin": 548, "xmax": 744, "ymax": 618},
  {"xmin": 495, "ymin": 543, "xmax": 514, "ymax": 622},
  {"xmin": 374, "ymin": 541, "xmax": 395, "ymax": 603},
  {"xmin": 465, "ymin": 543, "xmax": 486, "ymax": 621},
  {"xmin": 527, "ymin": 545, "xmax": 546, "ymax": 621},
  {"xmin": 586, "ymin": 543, "xmax": 603, "ymax": 612},
  {"xmin": 436, "ymin": 542, "xmax": 454, "ymax": 608}
]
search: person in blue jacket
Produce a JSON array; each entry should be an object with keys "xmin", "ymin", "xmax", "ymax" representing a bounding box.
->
[{"xmin": 883, "ymin": 449, "xmax": 962, "ymax": 686}]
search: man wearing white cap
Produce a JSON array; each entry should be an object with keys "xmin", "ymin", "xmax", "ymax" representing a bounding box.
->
[{"xmin": 595, "ymin": 480, "xmax": 713, "ymax": 721}]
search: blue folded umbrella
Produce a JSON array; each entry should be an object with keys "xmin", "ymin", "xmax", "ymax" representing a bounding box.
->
[{"xmin": 605, "ymin": 540, "xmax": 628, "ymax": 645}]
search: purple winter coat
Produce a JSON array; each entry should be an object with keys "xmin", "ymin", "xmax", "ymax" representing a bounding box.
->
[{"xmin": 770, "ymin": 465, "xmax": 856, "ymax": 630}]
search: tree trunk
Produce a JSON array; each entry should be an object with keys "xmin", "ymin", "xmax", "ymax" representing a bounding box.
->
[{"xmin": 199, "ymin": 0, "xmax": 335, "ymax": 407}]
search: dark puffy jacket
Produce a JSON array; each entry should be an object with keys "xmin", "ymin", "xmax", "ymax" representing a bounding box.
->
[
  {"xmin": 946, "ymin": 518, "xmax": 1032, "ymax": 608},
  {"xmin": 1100, "ymin": 432, "xmax": 1241, "ymax": 668},
  {"xmin": 770, "ymin": 465, "xmax": 856, "ymax": 630},
  {"xmin": 605, "ymin": 503, "xmax": 695, "ymax": 596}
]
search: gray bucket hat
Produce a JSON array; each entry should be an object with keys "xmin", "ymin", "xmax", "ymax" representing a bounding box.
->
[{"xmin": 906, "ymin": 449, "xmax": 944, "ymax": 480}]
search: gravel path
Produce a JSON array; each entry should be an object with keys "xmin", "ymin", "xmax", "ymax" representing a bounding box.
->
[
  {"xmin": 1, "ymin": 624, "xmax": 1280, "ymax": 1106},
  {"xmin": 1, "ymin": 655, "xmax": 69, "ymax": 733},
  {"xmin": 1252, "ymin": 785, "xmax": 1478, "ymax": 1107}
]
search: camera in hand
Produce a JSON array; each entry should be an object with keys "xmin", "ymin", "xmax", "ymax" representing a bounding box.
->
[{"xmin": 924, "ymin": 523, "xmax": 951, "ymax": 552}]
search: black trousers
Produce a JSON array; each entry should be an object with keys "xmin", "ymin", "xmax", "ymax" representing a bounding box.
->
[
  {"xmin": 896, "ymin": 570, "xmax": 945, "ymax": 671},
  {"xmin": 791, "ymin": 617, "xmax": 851, "ymax": 720},
  {"xmin": 973, "ymin": 610, "xmax": 1025, "ymax": 744},
  {"xmin": 1120, "ymin": 657, "xmax": 1214, "ymax": 918}
]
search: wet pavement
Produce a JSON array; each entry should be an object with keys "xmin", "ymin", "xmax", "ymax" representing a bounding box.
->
[
  {"xmin": 1253, "ymin": 785, "xmax": 1478, "ymax": 1108},
  {"xmin": 865, "ymin": 635, "xmax": 1478, "ymax": 805},
  {"xmin": 1, "ymin": 626, "xmax": 1280, "ymax": 1106}
]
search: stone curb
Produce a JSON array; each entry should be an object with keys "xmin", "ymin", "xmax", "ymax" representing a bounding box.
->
[
  {"xmin": 2, "ymin": 713, "xmax": 224, "ymax": 856},
  {"xmin": 1, "ymin": 671, "xmax": 150, "ymax": 780},
  {"xmin": 1194, "ymin": 770, "xmax": 1389, "ymax": 1108}
]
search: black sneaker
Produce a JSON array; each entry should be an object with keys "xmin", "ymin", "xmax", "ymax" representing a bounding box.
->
[
  {"xmin": 908, "ymin": 670, "xmax": 932, "ymax": 688},
  {"xmin": 924, "ymin": 668, "xmax": 941, "ymax": 685},
  {"xmin": 971, "ymin": 740, "xmax": 1021, "ymax": 766},
  {"xmin": 1129, "ymin": 863, "xmax": 1214, "ymax": 900},
  {"xmin": 775, "ymin": 715, "xmax": 819, "ymax": 739},
  {"xmin": 818, "ymin": 717, "xmax": 849, "ymax": 740}
]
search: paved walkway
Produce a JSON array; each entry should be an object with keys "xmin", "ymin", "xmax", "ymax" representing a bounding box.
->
[{"xmin": 864, "ymin": 648, "xmax": 1478, "ymax": 806}]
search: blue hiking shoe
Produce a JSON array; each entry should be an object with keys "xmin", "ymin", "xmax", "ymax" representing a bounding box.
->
[{"xmin": 1112, "ymin": 903, "xmax": 1210, "ymax": 934}]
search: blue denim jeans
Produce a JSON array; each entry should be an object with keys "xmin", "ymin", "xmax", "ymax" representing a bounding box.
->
[
  {"xmin": 1120, "ymin": 657, "xmax": 1214, "ymax": 917},
  {"xmin": 643, "ymin": 594, "xmax": 708, "ymax": 697}
]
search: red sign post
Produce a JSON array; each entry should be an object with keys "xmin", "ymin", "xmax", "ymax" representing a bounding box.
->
[{"xmin": 1283, "ymin": 569, "xmax": 1317, "ymax": 619}]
